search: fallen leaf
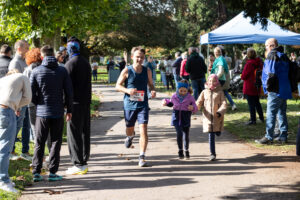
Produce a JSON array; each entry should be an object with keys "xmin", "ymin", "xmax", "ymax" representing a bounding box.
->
[
  {"xmin": 193, "ymin": 117, "xmax": 197, "ymax": 120},
  {"xmin": 118, "ymin": 154, "xmax": 124, "ymax": 157},
  {"xmin": 130, "ymin": 145, "xmax": 135, "ymax": 149},
  {"xmin": 16, "ymin": 176, "xmax": 25, "ymax": 181},
  {"xmin": 125, "ymin": 158, "xmax": 131, "ymax": 160},
  {"xmin": 43, "ymin": 189, "xmax": 63, "ymax": 195}
]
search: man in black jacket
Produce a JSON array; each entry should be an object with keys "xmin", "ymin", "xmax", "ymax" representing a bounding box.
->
[
  {"xmin": 185, "ymin": 47, "xmax": 207, "ymax": 100},
  {"xmin": 31, "ymin": 45, "xmax": 73, "ymax": 182},
  {"xmin": 65, "ymin": 37, "xmax": 92, "ymax": 175},
  {"xmin": 0, "ymin": 44, "xmax": 12, "ymax": 78}
]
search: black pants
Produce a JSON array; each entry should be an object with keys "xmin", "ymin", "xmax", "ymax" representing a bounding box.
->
[
  {"xmin": 67, "ymin": 104, "xmax": 91, "ymax": 166},
  {"xmin": 245, "ymin": 95, "xmax": 264, "ymax": 122},
  {"xmin": 32, "ymin": 117, "xmax": 64, "ymax": 174},
  {"xmin": 166, "ymin": 74, "xmax": 174, "ymax": 90},
  {"xmin": 174, "ymin": 126, "xmax": 189, "ymax": 151}
]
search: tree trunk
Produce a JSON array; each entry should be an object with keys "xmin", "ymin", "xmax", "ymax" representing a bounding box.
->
[{"xmin": 30, "ymin": 5, "xmax": 41, "ymax": 47}]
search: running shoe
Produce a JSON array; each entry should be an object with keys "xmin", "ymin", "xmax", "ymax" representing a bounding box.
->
[
  {"xmin": 66, "ymin": 165, "xmax": 88, "ymax": 175},
  {"xmin": 124, "ymin": 132, "xmax": 135, "ymax": 148},
  {"xmin": 0, "ymin": 181, "xmax": 18, "ymax": 193},
  {"xmin": 138, "ymin": 155, "xmax": 148, "ymax": 167},
  {"xmin": 33, "ymin": 173, "xmax": 43, "ymax": 182},
  {"xmin": 48, "ymin": 173, "xmax": 63, "ymax": 182},
  {"xmin": 20, "ymin": 153, "xmax": 32, "ymax": 161}
]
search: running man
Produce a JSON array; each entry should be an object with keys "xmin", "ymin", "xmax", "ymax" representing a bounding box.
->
[{"xmin": 116, "ymin": 46, "xmax": 156, "ymax": 167}]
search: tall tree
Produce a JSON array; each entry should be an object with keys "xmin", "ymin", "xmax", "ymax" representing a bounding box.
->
[
  {"xmin": 222, "ymin": 0, "xmax": 300, "ymax": 32},
  {"xmin": 88, "ymin": 0, "xmax": 182, "ymax": 56},
  {"xmin": 173, "ymin": 0, "xmax": 239, "ymax": 48},
  {"xmin": 0, "ymin": 0, "xmax": 128, "ymax": 48}
]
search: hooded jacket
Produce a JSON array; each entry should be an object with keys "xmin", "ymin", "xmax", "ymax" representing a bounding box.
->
[
  {"xmin": 165, "ymin": 92, "xmax": 198, "ymax": 127},
  {"xmin": 261, "ymin": 46, "xmax": 292, "ymax": 99},
  {"xmin": 30, "ymin": 56, "xmax": 73, "ymax": 117},
  {"xmin": 241, "ymin": 57, "xmax": 263, "ymax": 96},
  {"xmin": 185, "ymin": 52, "xmax": 207, "ymax": 80},
  {"xmin": 196, "ymin": 84, "xmax": 227, "ymax": 133}
]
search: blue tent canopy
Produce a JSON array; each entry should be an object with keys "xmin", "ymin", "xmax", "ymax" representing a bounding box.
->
[{"xmin": 200, "ymin": 12, "xmax": 300, "ymax": 45}]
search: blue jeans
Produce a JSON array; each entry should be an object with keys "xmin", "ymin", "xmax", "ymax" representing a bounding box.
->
[
  {"xmin": 0, "ymin": 107, "xmax": 16, "ymax": 183},
  {"xmin": 173, "ymin": 73, "xmax": 181, "ymax": 88},
  {"xmin": 265, "ymin": 92, "xmax": 288, "ymax": 140},
  {"xmin": 13, "ymin": 106, "xmax": 30, "ymax": 153},
  {"xmin": 224, "ymin": 90, "xmax": 235, "ymax": 106},
  {"xmin": 209, "ymin": 133, "xmax": 216, "ymax": 155},
  {"xmin": 174, "ymin": 126, "xmax": 190, "ymax": 151},
  {"xmin": 191, "ymin": 78, "xmax": 206, "ymax": 100},
  {"xmin": 161, "ymin": 72, "xmax": 167, "ymax": 86}
]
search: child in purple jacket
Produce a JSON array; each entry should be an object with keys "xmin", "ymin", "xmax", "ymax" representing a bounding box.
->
[{"xmin": 162, "ymin": 80, "xmax": 198, "ymax": 159}]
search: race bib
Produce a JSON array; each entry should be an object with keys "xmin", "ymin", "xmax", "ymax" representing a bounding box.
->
[{"xmin": 130, "ymin": 90, "xmax": 145, "ymax": 102}]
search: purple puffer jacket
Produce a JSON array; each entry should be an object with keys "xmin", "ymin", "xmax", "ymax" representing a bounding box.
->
[
  {"xmin": 165, "ymin": 93, "xmax": 198, "ymax": 112},
  {"xmin": 165, "ymin": 93, "xmax": 198, "ymax": 127}
]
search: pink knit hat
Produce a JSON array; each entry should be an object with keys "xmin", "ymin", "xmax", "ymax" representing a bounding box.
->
[{"xmin": 207, "ymin": 74, "xmax": 220, "ymax": 90}]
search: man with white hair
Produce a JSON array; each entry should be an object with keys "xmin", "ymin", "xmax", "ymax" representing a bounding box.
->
[{"xmin": 255, "ymin": 38, "xmax": 292, "ymax": 144}]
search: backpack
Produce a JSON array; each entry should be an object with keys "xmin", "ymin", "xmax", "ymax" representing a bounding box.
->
[
  {"xmin": 252, "ymin": 64, "xmax": 262, "ymax": 89},
  {"xmin": 288, "ymin": 61, "xmax": 300, "ymax": 93}
]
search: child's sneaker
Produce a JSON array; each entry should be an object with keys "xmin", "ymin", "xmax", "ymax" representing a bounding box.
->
[
  {"xmin": 185, "ymin": 151, "xmax": 190, "ymax": 159},
  {"xmin": 48, "ymin": 173, "xmax": 63, "ymax": 182},
  {"xmin": 178, "ymin": 150, "xmax": 184, "ymax": 159},
  {"xmin": 138, "ymin": 155, "xmax": 148, "ymax": 167},
  {"xmin": 209, "ymin": 154, "xmax": 216, "ymax": 161},
  {"xmin": 33, "ymin": 173, "xmax": 43, "ymax": 182}
]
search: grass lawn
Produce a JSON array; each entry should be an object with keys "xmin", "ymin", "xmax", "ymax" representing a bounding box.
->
[
  {"xmin": 224, "ymin": 97, "xmax": 300, "ymax": 151},
  {"xmin": 0, "ymin": 92, "xmax": 101, "ymax": 200},
  {"xmin": 156, "ymin": 71, "xmax": 300, "ymax": 151}
]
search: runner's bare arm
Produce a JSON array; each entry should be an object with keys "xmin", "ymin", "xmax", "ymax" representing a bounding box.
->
[
  {"xmin": 115, "ymin": 67, "xmax": 136, "ymax": 95},
  {"xmin": 147, "ymin": 68, "xmax": 156, "ymax": 98}
]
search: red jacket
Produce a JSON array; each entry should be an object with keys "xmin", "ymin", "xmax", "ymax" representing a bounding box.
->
[
  {"xmin": 241, "ymin": 57, "xmax": 263, "ymax": 96},
  {"xmin": 180, "ymin": 59, "xmax": 189, "ymax": 77}
]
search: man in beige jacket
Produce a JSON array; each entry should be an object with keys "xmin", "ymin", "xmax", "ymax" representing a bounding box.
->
[{"xmin": 0, "ymin": 70, "xmax": 31, "ymax": 193}]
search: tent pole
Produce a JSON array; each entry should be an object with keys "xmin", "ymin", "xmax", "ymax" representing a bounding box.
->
[
  {"xmin": 199, "ymin": 44, "xmax": 202, "ymax": 56},
  {"xmin": 284, "ymin": 45, "xmax": 286, "ymax": 53},
  {"xmin": 207, "ymin": 44, "xmax": 209, "ymax": 60}
]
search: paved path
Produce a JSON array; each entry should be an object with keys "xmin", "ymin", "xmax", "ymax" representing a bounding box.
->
[{"xmin": 20, "ymin": 85, "xmax": 300, "ymax": 200}]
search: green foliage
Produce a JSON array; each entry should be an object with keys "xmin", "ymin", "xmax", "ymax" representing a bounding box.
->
[
  {"xmin": 174, "ymin": 0, "xmax": 240, "ymax": 49},
  {"xmin": 0, "ymin": 0, "xmax": 129, "ymax": 45},
  {"xmin": 88, "ymin": 0, "xmax": 182, "ymax": 55},
  {"xmin": 222, "ymin": 0, "xmax": 300, "ymax": 32}
]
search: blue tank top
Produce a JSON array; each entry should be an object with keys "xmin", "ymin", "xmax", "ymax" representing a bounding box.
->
[{"xmin": 124, "ymin": 65, "xmax": 149, "ymax": 110}]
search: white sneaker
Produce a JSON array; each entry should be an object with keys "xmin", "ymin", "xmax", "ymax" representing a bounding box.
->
[
  {"xmin": 0, "ymin": 181, "xmax": 18, "ymax": 193},
  {"xmin": 9, "ymin": 153, "xmax": 21, "ymax": 161},
  {"xmin": 66, "ymin": 165, "xmax": 88, "ymax": 175},
  {"xmin": 232, "ymin": 104, "xmax": 237, "ymax": 111},
  {"xmin": 20, "ymin": 153, "xmax": 32, "ymax": 161}
]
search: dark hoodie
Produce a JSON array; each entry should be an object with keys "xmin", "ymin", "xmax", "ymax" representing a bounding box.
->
[
  {"xmin": 241, "ymin": 57, "xmax": 263, "ymax": 96},
  {"xmin": 185, "ymin": 52, "xmax": 207, "ymax": 80},
  {"xmin": 30, "ymin": 56, "xmax": 73, "ymax": 117}
]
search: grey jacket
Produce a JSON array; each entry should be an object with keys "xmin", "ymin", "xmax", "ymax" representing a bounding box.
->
[
  {"xmin": 0, "ymin": 55, "xmax": 11, "ymax": 78},
  {"xmin": 9, "ymin": 54, "xmax": 27, "ymax": 73}
]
